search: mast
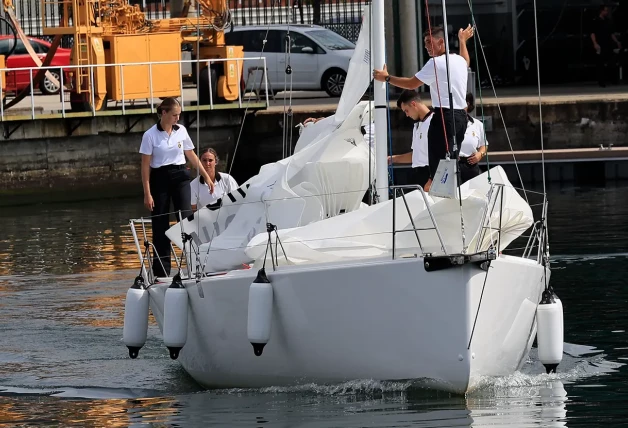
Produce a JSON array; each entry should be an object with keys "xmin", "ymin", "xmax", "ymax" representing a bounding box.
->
[
  {"xmin": 440, "ymin": 0, "xmax": 458, "ymax": 158},
  {"xmin": 372, "ymin": 0, "xmax": 389, "ymax": 202},
  {"xmin": 440, "ymin": 0, "xmax": 468, "ymax": 252}
]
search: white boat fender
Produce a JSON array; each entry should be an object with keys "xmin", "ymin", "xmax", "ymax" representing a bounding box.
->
[
  {"xmin": 123, "ymin": 275, "xmax": 149, "ymax": 359},
  {"xmin": 536, "ymin": 287, "xmax": 564, "ymax": 374},
  {"xmin": 247, "ymin": 268, "xmax": 273, "ymax": 357},
  {"xmin": 163, "ymin": 274, "xmax": 189, "ymax": 360}
]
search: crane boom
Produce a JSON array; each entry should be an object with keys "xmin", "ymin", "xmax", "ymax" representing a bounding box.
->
[{"xmin": 2, "ymin": 0, "xmax": 60, "ymax": 86}]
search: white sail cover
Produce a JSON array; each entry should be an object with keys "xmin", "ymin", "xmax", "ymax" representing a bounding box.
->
[
  {"xmin": 244, "ymin": 166, "xmax": 534, "ymax": 267},
  {"xmin": 165, "ymin": 12, "xmax": 377, "ymax": 273},
  {"xmin": 165, "ymin": 101, "xmax": 375, "ymax": 273},
  {"xmin": 334, "ymin": 8, "xmax": 374, "ymax": 124}
]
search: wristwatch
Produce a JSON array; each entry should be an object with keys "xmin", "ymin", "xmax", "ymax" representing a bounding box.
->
[{"xmin": 385, "ymin": 76, "xmax": 391, "ymax": 82}]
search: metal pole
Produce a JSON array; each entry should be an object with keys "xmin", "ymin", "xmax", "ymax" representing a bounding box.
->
[
  {"xmin": 416, "ymin": 0, "xmax": 425, "ymax": 92},
  {"xmin": 399, "ymin": 0, "xmax": 418, "ymax": 78},
  {"xmin": 29, "ymin": 69, "xmax": 35, "ymax": 119},
  {"xmin": 60, "ymin": 67, "xmax": 65, "ymax": 118},
  {"xmin": 0, "ymin": 68, "xmax": 3, "ymax": 120},
  {"xmin": 179, "ymin": 60, "xmax": 184, "ymax": 111},
  {"xmin": 511, "ymin": 0, "xmax": 519, "ymax": 74},
  {"xmin": 208, "ymin": 61, "xmax": 214, "ymax": 109},
  {"xmin": 120, "ymin": 65, "xmax": 125, "ymax": 115},
  {"xmin": 440, "ymin": 0, "xmax": 456, "ymax": 155},
  {"xmin": 148, "ymin": 63, "xmax": 154, "ymax": 113},
  {"xmin": 372, "ymin": 0, "xmax": 389, "ymax": 201}
]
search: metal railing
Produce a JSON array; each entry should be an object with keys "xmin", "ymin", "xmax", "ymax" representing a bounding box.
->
[
  {"xmin": 1, "ymin": 1, "xmax": 368, "ymax": 44},
  {"xmin": 474, "ymin": 182, "xmax": 547, "ymax": 262},
  {"xmin": 227, "ymin": 0, "xmax": 367, "ymax": 42},
  {"xmin": 390, "ymin": 185, "xmax": 447, "ymax": 260},
  {"xmin": 0, "ymin": 56, "xmax": 269, "ymax": 121},
  {"xmin": 130, "ymin": 214, "xmax": 193, "ymax": 285},
  {"xmin": 473, "ymin": 183, "xmax": 505, "ymax": 256}
]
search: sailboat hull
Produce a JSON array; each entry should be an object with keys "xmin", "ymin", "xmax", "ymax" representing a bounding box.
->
[{"xmin": 148, "ymin": 254, "xmax": 546, "ymax": 394}]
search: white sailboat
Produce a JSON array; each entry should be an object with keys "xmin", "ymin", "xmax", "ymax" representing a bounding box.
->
[{"xmin": 122, "ymin": 0, "xmax": 564, "ymax": 394}]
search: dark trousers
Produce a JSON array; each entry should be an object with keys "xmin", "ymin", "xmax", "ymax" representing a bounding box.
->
[
  {"xmin": 412, "ymin": 166, "xmax": 430, "ymax": 188},
  {"xmin": 458, "ymin": 158, "xmax": 481, "ymax": 184},
  {"xmin": 149, "ymin": 165, "xmax": 192, "ymax": 278},
  {"xmin": 597, "ymin": 45, "xmax": 615, "ymax": 86},
  {"xmin": 427, "ymin": 108, "xmax": 468, "ymax": 179}
]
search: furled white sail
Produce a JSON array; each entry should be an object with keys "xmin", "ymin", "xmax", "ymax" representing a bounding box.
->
[{"xmin": 335, "ymin": 8, "xmax": 374, "ymax": 124}]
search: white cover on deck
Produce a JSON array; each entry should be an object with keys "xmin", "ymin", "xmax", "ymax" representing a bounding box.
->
[
  {"xmin": 166, "ymin": 101, "xmax": 375, "ymax": 272},
  {"xmin": 165, "ymin": 9, "xmax": 377, "ymax": 273},
  {"xmin": 244, "ymin": 166, "xmax": 533, "ymax": 267}
]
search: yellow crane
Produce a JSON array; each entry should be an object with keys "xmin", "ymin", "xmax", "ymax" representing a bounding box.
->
[{"xmin": 2, "ymin": 0, "xmax": 243, "ymax": 111}]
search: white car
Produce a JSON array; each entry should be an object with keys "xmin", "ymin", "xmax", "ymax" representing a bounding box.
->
[{"xmin": 225, "ymin": 25, "xmax": 355, "ymax": 97}]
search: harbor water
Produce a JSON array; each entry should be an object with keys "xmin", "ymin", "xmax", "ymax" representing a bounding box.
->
[{"xmin": 0, "ymin": 183, "xmax": 627, "ymax": 426}]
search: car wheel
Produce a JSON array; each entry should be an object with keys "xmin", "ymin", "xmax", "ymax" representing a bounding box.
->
[
  {"xmin": 40, "ymin": 70, "xmax": 62, "ymax": 95},
  {"xmin": 322, "ymin": 69, "xmax": 346, "ymax": 97}
]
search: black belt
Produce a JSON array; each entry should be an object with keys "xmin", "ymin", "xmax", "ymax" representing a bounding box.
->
[
  {"xmin": 153, "ymin": 164, "xmax": 185, "ymax": 171},
  {"xmin": 433, "ymin": 108, "xmax": 466, "ymax": 114},
  {"xmin": 458, "ymin": 156, "xmax": 476, "ymax": 163}
]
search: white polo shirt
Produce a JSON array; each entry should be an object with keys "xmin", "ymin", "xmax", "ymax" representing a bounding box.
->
[
  {"xmin": 459, "ymin": 118, "xmax": 488, "ymax": 157},
  {"xmin": 411, "ymin": 112, "xmax": 433, "ymax": 168},
  {"xmin": 139, "ymin": 123, "xmax": 194, "ymax": 168},
  {"xmin": 190, "ymin": 172, "xmax": 239, "ymax": 207},
  {"xmin": 415, "ymin": 54, "xmax": 468, "ymax": 110}
]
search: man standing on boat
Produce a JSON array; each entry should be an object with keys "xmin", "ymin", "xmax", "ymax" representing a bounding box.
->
[
  {"xmin": 373, "ymin": 25, "xmax": 474, "ymax": 190},
  {"xmin": 591, "ymin": 5, "xmax": 621, "ymax": 87},
  {"xmin": 388, "ymin": 90, "xmax": 433, "ymax": 188}
]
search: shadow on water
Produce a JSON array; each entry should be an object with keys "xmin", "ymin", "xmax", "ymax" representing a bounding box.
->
[{"xmin": 0, "ymin": 184, "xmax": 627, "ymax": 425}]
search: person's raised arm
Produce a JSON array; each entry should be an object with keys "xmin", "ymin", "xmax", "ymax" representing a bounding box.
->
[
  {"xmin": 458, "ymin": 24, "xmax": 474, "ymax": 67},
  {"xmin": 373, "ymin": 64, "xmax": 423, "ymax": 89}
]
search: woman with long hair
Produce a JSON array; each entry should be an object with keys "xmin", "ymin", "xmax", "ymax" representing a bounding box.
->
[
  {"xmin": 190, "ymin": 147, "xmax": 239, "ymax": 210},
  {"xmin": 139, "ymin": 97, "xmax": 214, "ymax": 278}
]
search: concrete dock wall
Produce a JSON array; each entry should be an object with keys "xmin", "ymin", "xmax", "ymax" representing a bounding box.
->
[{"xmin": 1, "ymin": 96, "xmax": 627, "ymax": 206}]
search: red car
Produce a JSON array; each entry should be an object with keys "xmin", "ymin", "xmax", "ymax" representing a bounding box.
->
[{"xmin": 0, "ymin": 35, "xmax": 72, "ymax": 95}]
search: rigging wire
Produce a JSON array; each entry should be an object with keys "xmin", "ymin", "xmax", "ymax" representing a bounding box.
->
[
  {"xmin": 532, "ymin": 0, "xmax": 547, "ymax": 198},
  {"xmin": 386, "ymin": 83, "xmax": 394, "ymax": 187},
  {"xmin": 532, "ymin": 0, "xmax": 550, "ymax": 290},
  {"xmin": 464, "ymin": 0, "xmax": 529, "ymax": 203},
  {"xmin": 367, "ymin": 1, "xmax": 373, "ymax": 205},
  {"xmin": 424, "ymin": 0, "xmax": 467, "ymax": 252},
  {"xmin": 197, "ymin": 5, "xmax": 294, "ymax": 275},
  {"xmin": 466, "ymin": 1, "xmax": 491, "ymax": 184},
  {"xmin": 193, "ymin": 0, "xmax": 203, "ymax": 280},
  {"xmin": 423, "ymin": 0, "xmax": 449, "ymax": 155},
  {"xmin": 281, "ymin": 3, "xmax": 295, "ymax": 158}
]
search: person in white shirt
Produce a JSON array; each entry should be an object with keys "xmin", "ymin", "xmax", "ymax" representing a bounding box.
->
[
  {"xmin": 387, "ymin": 90, "xmax": 433, "ymax": 188},
  {"xmin": 373, "ymin": 24, "xmax": 474, "ymax": 190},
  {"xmin": 190, "ymin": 148, "xmax": 239, "ymax": 210},
  {"xmin": 139, "ymin": 97, "xmax": 213, "ymax": 278},
  {"xmin": 458, "ymin": 93, "xmax": 488, "ymax": 184}
]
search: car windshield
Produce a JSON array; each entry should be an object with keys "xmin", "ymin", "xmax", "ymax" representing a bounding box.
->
[{"xmin": 306, "ymin": 29, "xmax": 355, "ymax": 50}]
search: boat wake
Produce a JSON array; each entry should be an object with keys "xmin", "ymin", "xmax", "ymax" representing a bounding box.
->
[
  {"xmin": 471, "ymin": 343, "xmax": 623, "ymax": 395},
  {"xmin": 206, "ymin": 343, "xmax": 622, "ymax": 398},
  {"xmin": 0, "ymin": 344, "xmax": 619, "ymax": 401}
]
